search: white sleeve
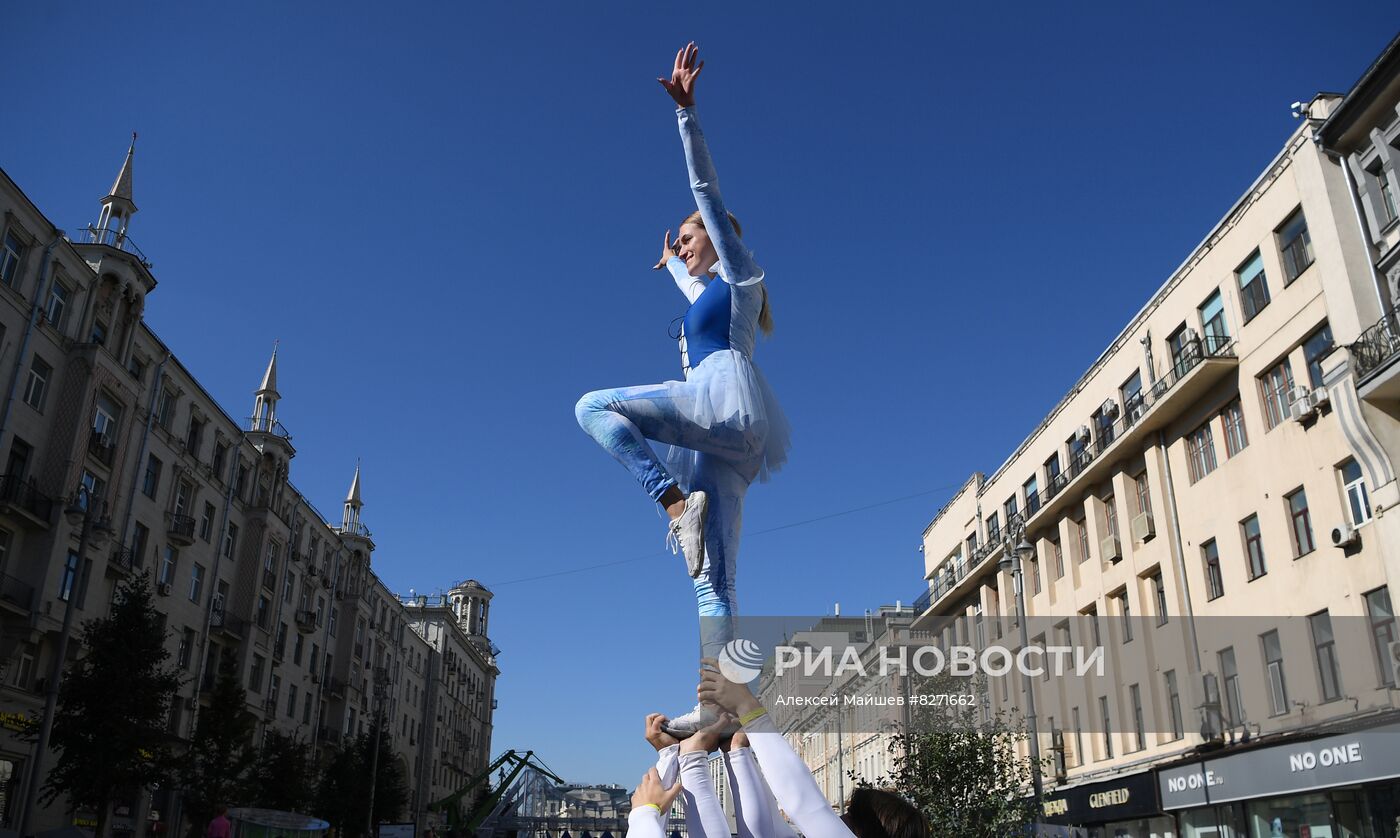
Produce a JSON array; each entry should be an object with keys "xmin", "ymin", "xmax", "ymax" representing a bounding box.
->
[
  {"xmin": 627, "ymin": 807, "xmax": 667, "ymax": 838},
  {"xmin": 743, "ymin": 713, "xmax": 856, "ymax": 838},
  {"xmin": 726, "ymin": 747, "xmax": 796, "ymax": 838},
  {"xmin": 655, "ymin": 744, "xmax": 681, "ymax": 788},
  {"xmin": 678, "ymin": 751, "xmax": 731, "ymax": 838},
  {"xmin": 667, "ymin": 256, "xmax": 708, "ymax": 303}
]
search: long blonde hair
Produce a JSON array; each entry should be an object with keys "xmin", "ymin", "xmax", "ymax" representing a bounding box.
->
[{"xmin": 681, "ymin": 210, "xmax": 773, "ymax": 336}]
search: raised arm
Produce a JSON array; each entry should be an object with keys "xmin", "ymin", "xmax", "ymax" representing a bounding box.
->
[{"xmin": 660, "ymin": 43, "xmax": 763, "ymax": 286}]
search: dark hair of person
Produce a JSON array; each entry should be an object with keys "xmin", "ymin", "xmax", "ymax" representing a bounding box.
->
[{"xmin": 842, "ymin": 788, "xmax": 930, "ymax": 838}]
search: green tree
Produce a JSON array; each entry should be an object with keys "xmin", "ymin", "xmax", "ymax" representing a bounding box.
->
[
  {"xmin": 43, "ymin": 577, "xmax": 183, "ymax": 838},
  {"xmin": 313, "ymin": 722, "xmax": 409, "ymax": 836},
  {"xmin": 861, "ymin": 674, "xmax": 1043, "ymax": 838},
  {"xmin": 249, "ymin": 728, "xmax": 315, "ymax": 811},
  {"xmin": 180, "ymin": 652, "xmax": 257, "ymax": 836}
]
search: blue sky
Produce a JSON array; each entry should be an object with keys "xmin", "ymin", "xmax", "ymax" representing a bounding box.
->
[{"xmin": 6, "ymin": 2, "xmax": 1398, "ymax": 789}]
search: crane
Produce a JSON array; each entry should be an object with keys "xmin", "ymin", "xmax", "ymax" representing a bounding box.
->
[{"xmin": 430, "ymin": 750, "xmax": 566, "ymax": 835}]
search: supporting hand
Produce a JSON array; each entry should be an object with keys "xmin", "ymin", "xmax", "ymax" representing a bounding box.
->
[
  {"xmin": 632, "ymin": 767, "xmax": 683, "ymax": 812},
  {"xmin": 658, "ymin": 42, "xmax": 704, "ymax": 109},
  {"xmin": 680, "ymin": 712, "xmax": 738, "ymax": 754},
  {"xmin": 645, "ymin": 712, "xmax": 681, "ymax": 751},
  {"xmin": 697, "ymin": 658, "xmax": 763, "ymax": 718}
]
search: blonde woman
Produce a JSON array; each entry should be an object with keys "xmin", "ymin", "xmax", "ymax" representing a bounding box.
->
[{"xmin": 576, "ymin": 43, "xmax": 788, "ymax": 736}]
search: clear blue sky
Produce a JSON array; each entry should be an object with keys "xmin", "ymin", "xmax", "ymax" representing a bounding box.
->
[{"xmin": 6, "ymin": 2, "xmax": 1398, "ymax": 789}]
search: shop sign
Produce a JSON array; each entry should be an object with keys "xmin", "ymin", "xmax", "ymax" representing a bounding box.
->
[
  {"xmin": 1158, "ymin": 722, "xmax": 1400, "ymax": 809},
  {"xmin": 1041, "ymin": 769, "xmax": 1160, "ymax": 824}
]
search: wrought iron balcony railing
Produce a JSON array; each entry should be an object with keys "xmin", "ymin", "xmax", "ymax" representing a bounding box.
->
[
  {"xmin": 80, "ymin": 224, "xmax": 151, "ymax": 268},
  {"xmin": 167, "ymin": 514, "xmax": 196, "ymax": 543},
  {"xmin": 0, "ymin": 474, "xmax": 55, "ymax": 523},
  {"xmin": 87, "ymin": 432, "xmax": 116, "ymax": 466},
  {"xmin": 0, "ymin": 572, "xmax": 35, "ymax": 610},
  {"xmin": 248, "ymin": 415, "xmax": 292, "ymax": 438},
  {"xmin": 1353, "ymin": 307, "xmax": 1400, "ymax": 383}
]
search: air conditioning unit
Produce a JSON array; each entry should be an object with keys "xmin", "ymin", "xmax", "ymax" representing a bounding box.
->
[
  {"xmin": 157, "ymin": 582, "xmax": 173, "ymax": 596},
  {"xmin": 1074, "ymin": 425, "xmax": 1092, "ymax": 443},
  {"xmin": 1289, "ymin": 386, "xmax": 1316, "ymax": 422},
  {"xmin": 1128, "ymin": 402, "xmax": 1147, "ymax": 423},
  {"xmin": 1311, "ymin": 386, "xmax": 1331, "ymax": 409},
  {"xmin": 1130, "ymin": 512, "xmax": 1156, "ymax": 542},
  {"xmin": 1331, "ymin": 524, "xmax": 1360, "ymax": 548},
  {"xmin": 1100, "ymin": 534, "xmax": 1122, "ymax": 564},
  {"xmin": 1101, "ymin": 399, "xmax": 1119, "ymax": 417},
  {"xmin": 1387, "ymin": 641, "xmax": 1400, "ymax": 689}
]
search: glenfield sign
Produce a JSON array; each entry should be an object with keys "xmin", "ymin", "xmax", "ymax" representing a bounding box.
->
[
  {"xmin": 1041, "ymin": 770, "xmax": 1159, "ymax": 824},
  {"xmin": 1158, "ymin": 723, "xmax": 1400, "ymax": 809}
]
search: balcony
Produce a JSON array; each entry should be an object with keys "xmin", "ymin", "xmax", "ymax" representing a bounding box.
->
[
  {"xmin": 248, "ymin": 415, "xmax": 293, "ymax": 439},
  {"xmin": 294, "ymin": 608, "xmax": 317, "ymax": 633},
  {"xmin": 209, "ymin": 609, "xmax": 246, "ymax": 640},
  {"xmin": 916, "ymin": 335, "xmax": 1237, "ymax": 621},
  {"xmin": 79, "ymin": 224, "xmax": 152, "ymax": 268},
  {"xmin": 167, "ymin": 514, "xmax": 196, "ymax": 546},
  {"xmin": 106, "ymin": 549, "xmax": 138, "ymax": 576},
  {"xmin": 0, "ymin": 475, "xmax": 55, "ymax": 528},
  {"xmin": 0, "ymin": 571, "xmax": 35, "ymax": 615},
  {"xmin": 87, "ymin": 432, "xmax": 116, "ymax": 467},
  {"xmin": 334, "ymin": 521, "xmax": 373, "ymax": 540},
  {"xmin": 1353, "ymin": 307, "xmax": 1400, "ymax": 402},
  {"xmin": 326, "ymin": 677, "xmax": 347, "ymax": 696}
]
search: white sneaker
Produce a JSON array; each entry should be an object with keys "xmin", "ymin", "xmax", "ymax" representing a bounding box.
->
[
  {"xmin": 662, "ymin": 703, "xmax": 737, "ymax": 740},
  {"xmin": 666, "ymin": 491, "xmax": 708, "ymax": 578}
]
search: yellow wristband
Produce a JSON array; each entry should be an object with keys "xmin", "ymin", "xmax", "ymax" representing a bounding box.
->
[
  {"xmin": 640, "ymin": 804, "xmax": 662, "ymax": 813},
  {"xmin": 739, "ymin": 707, "xmax": 768, "ymax": 725}
]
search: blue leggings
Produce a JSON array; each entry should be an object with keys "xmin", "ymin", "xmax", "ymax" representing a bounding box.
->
[{"xmin": 576, "ymin": 383, "xmax": 756, "ymax": 658}]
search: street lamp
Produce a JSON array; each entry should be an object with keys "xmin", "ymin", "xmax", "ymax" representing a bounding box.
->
[
  {"xmin": 366, "ymin": 666, "xmax": 393, "ymax": 838},
  {"xmin": 20, "ymin": 485, "xmax": 113, "ymax": 838},
  {"xmin": 998, "ymin": 528, "xmax": 1045, "ymax": 816}
]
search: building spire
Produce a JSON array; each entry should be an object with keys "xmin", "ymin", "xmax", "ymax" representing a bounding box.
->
[
  {"xmin": 108, "ymin": 132, "xmax": 137, "ymax": 205},
  {"xmin": 96, "ymin": 133, "xmax": 138, "ymax": 241},
  {"xmin": 251, "ymin": 342, "xmax": 280, "ymax": 431},
  {"xmin": 257, "ymin": 341, "xmax": 279, "ymax": 397},
  {"xmin": 343, "ymin": 460, "xmax": 363, "ymax": 530}
]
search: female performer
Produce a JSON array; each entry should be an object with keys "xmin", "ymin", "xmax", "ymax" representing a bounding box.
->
[{"xmin": 575, "ymin": 42, "xmax": 788, "ymax": 736}]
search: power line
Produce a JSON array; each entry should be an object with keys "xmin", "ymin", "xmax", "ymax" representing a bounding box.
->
[{"xmin": 483, "ymin": 482, "xmax": 961, "ymax": 588}]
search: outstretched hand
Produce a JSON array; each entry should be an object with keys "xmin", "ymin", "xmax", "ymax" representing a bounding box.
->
[
  {"xmin": 697, "ymin": 658, "xmax": 763, "ymax": 718},
  {"xmin": 680, "ymin": 712, "xmax": 738, "ymax": 754},
  {"xmin": 658, "ymin": 42, "xmax": 704, "ymax": 109},
  {"xmin": 632, "ymin": 767, "xmax": 683, "ymax": 813},
  {"xmin": 645, "ymin": 712, "xmax": 681, "ymax": 751},
  {"xmin": 653, "ymin": 230, "xmax": 679, "ymax": 271}
]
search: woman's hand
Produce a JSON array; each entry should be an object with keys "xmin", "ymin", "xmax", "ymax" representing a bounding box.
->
[
  {"xmin": 658, "ymin": 42, "xmax": 704, "ymax": 109},
  {"xmin": 697, "ymin": 658, "xmax": 763, "ymax": 718},
  {"xmin": 631, "ymin": 767, "xmax": 683, "ymax": 813},
  {"xmin": 653, "ymin": 230, "xmax": 678, "ymax": 271},
  {"xmin": 645, "ymin": 712, "xmax": 681, "ymax": 751}
]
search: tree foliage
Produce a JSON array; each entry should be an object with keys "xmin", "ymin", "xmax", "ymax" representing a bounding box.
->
[
  {"xmin": 313, "ymin": 721, "xmax": 409, "ymax": 835},
  {"xmin": 181, "ymin": 651, "xmax": 257, "ymax": 834},
  {"xmin": 44, "ymin": 577, "xmax": 183, "ymax": 837},
  {"xmin": 249, "ymin": 728, "xmax": 316, "ymax": 811},
  {"xmin": 858, "ymin": 674, "xmax": 1042, "ymax": 838}
]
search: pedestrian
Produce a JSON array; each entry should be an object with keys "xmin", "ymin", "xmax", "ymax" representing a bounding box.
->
[
  {"xmin": 576, "ymin": 41, "xmax": 789, "ymax": 737},
  {"xmin": 205, "ymin": 806, "xmax": 232, "ymax": 838}
]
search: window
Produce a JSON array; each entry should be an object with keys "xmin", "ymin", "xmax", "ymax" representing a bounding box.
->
[
  {"xmin": 1199, "ymin": 289, "xmax": 1229, "ymax": 352},
  {"xmin": 256, "ymin": 595, "xmax": 270, "ymax": 629},
  {"xmin": 93, "ymin": 395, "xmax": 120, "ymax": 443},
  {"xmin": 142, "ymin": 455, "xmax": 162, "ymax": 498},
  {"xmin": 293, "ymin": 633, "xmax": 305, "ymax": 665},
  {"xmin": 303, "ymin": 692, "xmax": 314, "ymax": 725},
  {"xmin": 1075, "ymin": 516, "xmax": 1091, "ymax": 564},
  {"xmin": 985, "ymin": 512, "xmax": 1000, "ymax": 543},
  {"xmin": 213, "ymin": 442, "xmax": 228, "ymax": 480},
  {"xmin": 45, "ymin": 282, "xmax": 69, "ymax": 330},
  {"xmin": 1242, "ymin": 514, "xmax": 1266, "ymax": 579},
  {"xmin": 1116, "ymin": 591, "xmax": 1133, "ymax": 643},
  {"xmin": 186, "ymin": 417, "xmax": 204, "ymax": 457},
  {"xmin": 60, "ymin": 551, "xmax": 80, "ymax": 602},
  {"xmin": 1219, "ymin": 647, "xmax": 1243, "ymax": 725},
  {"xmin": 1003, "ymin": 496, "xmax": 1018, "ymax": 527},
  {"xmin": 159, "ymin": 546, "xmax": 178, "ymax": 586},
  {"xmin": 1129, "ymin": 684, "xmax": 1145, "ymax": 752},
  {"xmin": 1133, "ymin": 474, "xmax": 1152, "ymax": 523},
  {"xmin": 223, "ymin": 522, "xmax": 238, "ymax": 558},
  {"xmin": 1104, "ymin": 494, "xmax": 1119, "ymax": 540},
  {"xmin": 287, "ymin": 683, "xmax": 298, "ymax": 717},
  {"xmin": 1364, "ymin": 587, "xmax": 1396, "ymax": 687},
  {"xmin": 1045, "ymin": 453, "xmax": 1062, "ymax": 491},
  {"xmin": 189, "ymin": 563, "xmax": 205, "ymax": 603},
  {"xmin": 1372, "ymin": 161, "xmax": 1397, "ymax": 223},
  {"xmin": 1071, "ymin": 707, "xmax": 1084, "ymax": 767},
  {"xmin": 1186, "ymin": 421, "xmax": 1218, "ymax": 483},
  {"xmin": 1023, "ymin": 475, "xmax": 1040, "ymax": 515},
  {"xmin": 1237, "ymin": 251, "xmax": 1271, "ymax": 323},
  {"xmin": 1221, "ymin": 398, "xmax": 1249, "ymax": 456},
  {"xmin": 1262, "ymin": 629, "xmax": 1289, "ymax": 716},
  {"xmin": 131, "ymin": 522, "xmax": 150, "ymax": 568},
  {"xmin": 1149, "ymin": 570, "xmax": 1168, "ymax": 625},
  {"xmin": 284, "ymin": 571, "xmax": 296, "ymax": 604},
  {"xmin": 127, "ymin": 354, "xmax": 146, "ymax": 383},
  {"xmin": 1277, "ymin": 209, "xmax": 1314, "ymax": 283},
  {"xmin": 90, "ymin": 319, "xmax": 108, "ymax": 345},
  {"xmin": 1167, "ymin": 324, "xmax": 1196, "ymax": 379},
  {"xmin": 1341, "ymin": 460, "xmax": 1373, "ymax": 526},
  {"xmin": 1286, "ymin": 488, "xmax": 1315, "ymax": 557},
  {"xmin": 268, "ymin": 674, "xmax": 280, "ymax": 707},
  {"xmin": 1092, "ymin": 404, "xmax": 1116, "ymax": 452},
  {"xmin": 23, "ymin": 356, "xmax": 51, "ymax": 411},
  {"xmin": 1165, "ymin": 670, "xmax": 1184, "ymax": 741},
  {"xmin": 1050, "ymin": 536, "xmax": 1064, "ymax": 580},
  {"xmin": 80, "ymin": 470, "xmax": 106, "ymax": 507},
  {"xmin": 1121, "ymin": 371, "xmax": 1144, "ymax": 423},
  {"xmin": 1302, "ymin": 324, "xmax": 1334, "ymax": 390},
  {"xmin": 0, "ymin": 232, "xmax": 23, "ymax": 287},
  {"xmin": 200, "ymin": 502, "xmax": 215, "ymax": 542},
  {"xmin": 1202, "ymin": 539, "xmax": 1224, "ymax": 600},
  {"xmin": 1259, "ymin": 360, "xmax": 1295, "ymax": 430},
  {"xmin": 156, "ymin": 387, "xmax": 176, "ymax": 429},
  {"xmin": 1310, "ymin": 611, "xmax": 1342, "ymax": 702},
  {"xmin": 329, "ymin": 606, "xmax": 339, "ymax": 637},
  {"xmin": 178, "ymin": 627, "xmax": 195, "ymax": 670},
  {"xmin": 1099, "ymin": 695, "xmax": 1113, "ymax": 759}
]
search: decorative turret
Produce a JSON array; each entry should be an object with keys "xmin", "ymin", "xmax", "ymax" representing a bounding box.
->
[
  {"xmin": 343, "ymin": 461, "xmax": 365, "ymax": 531},
  {"xmin": 251, "ymin": 344, "xmax": 279, "ymax": 432},
  {"xmin": 451, "ymin": 578, "xmax": 494, "ymax": 641},
  {"xmin": 95, "ymin": 133, "xmax": 137, "ymax": 245}
]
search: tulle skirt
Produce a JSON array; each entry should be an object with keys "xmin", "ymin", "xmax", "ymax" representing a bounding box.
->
[{"xmin": 661, "ymin": 349, "xmax": 790, "ymax": 492}]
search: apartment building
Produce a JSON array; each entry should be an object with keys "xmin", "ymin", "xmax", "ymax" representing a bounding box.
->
[
  {"xmin": 0, "ymin": 144, "xmax": 497, "ymax": 835},
  {"xmin": 913, "ymin": 44, "xmax": 1400, "ymax": 838}
]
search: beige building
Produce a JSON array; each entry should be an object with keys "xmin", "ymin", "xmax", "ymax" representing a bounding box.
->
[
  {"xmin": 0, "ymin": 142, "xmax": 498, "ymax": 835},
  {"xmin": 912, "ymin": 42, "xmax": 1400, "ymax": 838}
]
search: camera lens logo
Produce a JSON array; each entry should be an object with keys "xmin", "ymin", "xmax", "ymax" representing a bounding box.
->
[{"xmin": 718, "ymin": 639, "xmax": 764, "ymax": 684}]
